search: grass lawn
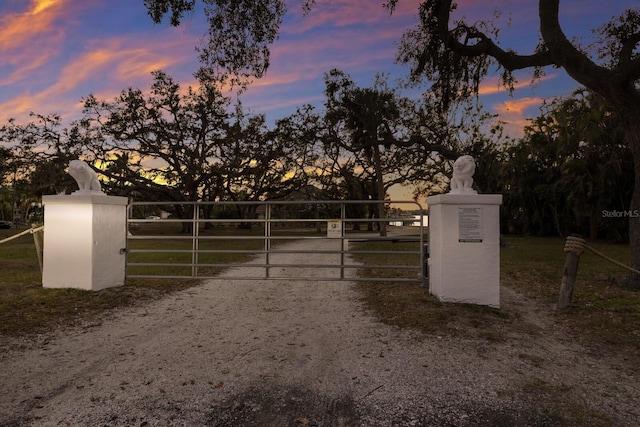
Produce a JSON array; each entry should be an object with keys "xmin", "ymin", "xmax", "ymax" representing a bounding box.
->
[
  {"xmin": 353, "ymin": 234, "xmax": 640, "ymax": 351},
  {"xmin": 1, "ymin": 226, "xmax": 639, "ymax": 353},
  {"xmin": 0, "ymin": 226, "xmax": 259, "ymax": 337},
  {"xmin": 500, "ymin": 236, "xmax": 640, "ymax": 349},
  {"xmin": 0, "ymin": 225, "xmax": 325, "ymax": 336}
]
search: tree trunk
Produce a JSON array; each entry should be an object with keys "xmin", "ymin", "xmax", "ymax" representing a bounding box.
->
[
  {"xmin": 373, "ymin": 145, "xmax": 387, "ymax": 237},
  {"xmin": 173, "ymin": 205, "xmax": 192, "ymax": 234},
  {"xmin": 203, "ymin": 204, "xmax": 214, "ymax": 230},
  {"xmin": 589, "ymin": 205, "xmax": 598, "ymax": 240},
  {"xmin": 581, "ymin": 91, "xmax": 640, "ymax": 284},
  {"xmin": 623, "ymin": 110, "xmax": 640, "ymax": 287},
  {"xmin": 589, "ymin": 214, "xmax": 598, "ymax": 241},
  {"xmin": 315, "ymin": 204, "xmax": 322, "ymax": 233}
]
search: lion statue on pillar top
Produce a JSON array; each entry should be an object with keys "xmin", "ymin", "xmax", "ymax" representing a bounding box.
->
[
  {"xmin": 449, "ymin": 155, "xmax": 477, "ymax": 195},
  {"xmin": 68, "ymin": 160, "xmax": 105, "ymax": 195}
]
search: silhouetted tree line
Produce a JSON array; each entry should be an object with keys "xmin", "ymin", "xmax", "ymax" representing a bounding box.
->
[
  {"xmin": 0, "ymin": 71, "xmax": 632, "ymax": 241},
  {"xmin": 492, "ymin": 91, "xmax": 633, "ymax": 242}
]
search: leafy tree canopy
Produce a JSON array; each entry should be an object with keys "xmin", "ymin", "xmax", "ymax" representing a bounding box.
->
[
  {"xmin": 144, "ymin": 0, "xmax": 286, "ymax": 87},
  {"xmin": 398, "ymin": 2, "xmax": 639, "ymax": 107}
]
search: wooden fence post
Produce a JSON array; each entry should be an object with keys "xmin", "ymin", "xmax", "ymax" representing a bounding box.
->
[
  {"xmin": 558, "ymin": 235, "xmax": 584, "ymax": 309},
  {"xmin": 31, "ymin": 224, "xmax": 44, "ymax": 276},
  {"xmin": 558, "ymin": 252, "xmax": 579, "ymax": 309}
]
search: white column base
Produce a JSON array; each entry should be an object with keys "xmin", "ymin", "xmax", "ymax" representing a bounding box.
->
[
  {"xmin": 427, "ymin": 194, "xmax": 502, "ymax": 307},
  {"xmin": 42, "ymin": 195, "xmax": 128, "ymax": 291}
]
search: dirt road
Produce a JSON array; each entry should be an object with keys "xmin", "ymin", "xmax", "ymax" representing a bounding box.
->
[{"xmin": 1, "ymin": 239, "xmax": 638, "ymax": 426}]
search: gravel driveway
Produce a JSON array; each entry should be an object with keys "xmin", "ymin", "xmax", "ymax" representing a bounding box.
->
[{"xmin": 1, "ymin": 239, "xmax": 639, "ymax": 426}]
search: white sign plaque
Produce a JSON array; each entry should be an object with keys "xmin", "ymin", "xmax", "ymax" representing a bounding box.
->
[
  {"xmin": 458, "ymin": 207, "xmax": 483, "ymax": 242},
  {"xmin": 327, "ymin": 220, "xmax": 342, "ymax": 238}
]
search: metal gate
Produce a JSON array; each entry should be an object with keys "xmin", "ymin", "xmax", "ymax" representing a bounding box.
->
[{"xmin": 126, "ymin": 200, "xmax": 426, "ymax": 284}]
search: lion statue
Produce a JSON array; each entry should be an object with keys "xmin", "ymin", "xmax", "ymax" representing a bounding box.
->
[
  {"xmin": 449, "ymin": 155, "xmax": 477, "ymax": 194},
  {"xmin": 68, "ymin": 160, "xmax": 103, "ymax": 194}
]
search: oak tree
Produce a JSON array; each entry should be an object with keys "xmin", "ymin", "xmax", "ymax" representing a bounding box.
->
[
  {"xmin": 144, "ymin": 1, "xmax": 640, "ymax": 272},
  {"xmin": 397, "ymin": 0, "xmax": 640, "ymax": 277},
  {"xmin": 143, "ymin": 0, "xmax": 286, "ymax": 87}
]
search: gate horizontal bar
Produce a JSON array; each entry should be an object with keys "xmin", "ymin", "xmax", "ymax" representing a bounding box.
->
[{"xmin": 126, "ymin": 274, "xmax": 422, "ymax": 283}]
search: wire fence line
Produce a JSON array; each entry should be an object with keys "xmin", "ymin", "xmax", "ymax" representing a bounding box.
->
[
  {"xmin": 0, "ymin": 225, "xmax": 44, "ymax": 245},
  {"xmin": 0, "ymin": 225, "xmax": 45, "ymax": 275}
]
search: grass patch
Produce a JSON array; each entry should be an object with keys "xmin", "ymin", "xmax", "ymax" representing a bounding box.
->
[
  {"xmin": 501, "ymin": 235, "xmax": 640, "ymax": 350},
  {"xmin": 354, "ymin": 279, "xmax": 513, "ymax": 339},
  {"xmin": 0, "ymin": 227, "xmax": 264, "ymax": 338},
  {"xmin": 349, "ymin": 240, "xmax": 422, "ymax": 279},
  {"xmin": 0, "ymin": 225, "xmax": 329, "ymax": 338},
  {"xmin": 350, "ymin": 238, "xmax": 517, "ymax": 341},
  {"xmin": 352, "ymin": 235, "xmax": 640, "ymax": 351}
]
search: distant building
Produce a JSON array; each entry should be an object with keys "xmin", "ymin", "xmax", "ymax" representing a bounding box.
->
[{"xmin": 389, "ymin": 214, "xmax": 428, "ymax": 227}]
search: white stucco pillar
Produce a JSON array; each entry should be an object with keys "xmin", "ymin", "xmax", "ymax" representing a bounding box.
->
[
  {"xmin": 42, "ymin": 194, "xmax": 128, "ymax": 291},
  {"xmin": 427, "ymin": 194, "xmax": 503, "ymax": 307}
]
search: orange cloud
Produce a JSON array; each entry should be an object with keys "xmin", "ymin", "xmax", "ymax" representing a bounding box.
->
[
  {"xmin": 490, "ymin": 97, "xmax": 544, "ymax": 139},
  {"xmin": 0, "ymin": 89, "xmax": 84, "ymax": 125},
  {"xmin": 0, "ymin": 1, "xmax": 104, "ymax": 88},
  {"xmin": 0, "ymin": 0, "xmax": 63, "ymax": 48},
  {"xmin": 0, "ymin": 1, "xmax": 68, "ymax": 86},
  {"xmin": 494, "ymin": 97, "xmax": 542, "ymax": 117},
  {"xmin": 0, "ymin": 50, "xmax": 58, "ymax": 86},
  {"xmin": 479, "ymin": 71, "xmax": 562, "ymax": 138},
  {"xmin": 246, "ymin": 71, "xmax": 312, "ymax": 89},
  {"xmin": 0, "ymin": 95, "xmax": 40, "ymax": 120},
  {"xmin": 0, "ymin": 21, "xmax": 200, "ymax": 121},
  {"xmin": 479, "ymin": 72, "xmax": 558, "ymax": 96},
  {"xmin": 32, "ymin": 0, "xmax": 58, "ymax": 14}
]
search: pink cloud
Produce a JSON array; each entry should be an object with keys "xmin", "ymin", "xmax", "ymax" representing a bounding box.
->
[
  {"xmin": 0, "ymin": 95, "xmax": 42, "ymax": 122},
  {"xmin": 284, "ymin": 0, "xmax": 421, "ymax": 34},
  {"xmin": 55, "ymin": 39, "xmax": 181, "ymax": 90},
  {"xmin": 248, "ymin": 71, "xmax": 313, "ymax": 88},
  {"xmin": 264, "ymin": 11, "xmax": 410, "ymax": 87}
]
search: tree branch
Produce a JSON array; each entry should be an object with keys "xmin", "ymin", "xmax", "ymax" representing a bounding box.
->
[
  {"xmin": 393, "ymin": 134, "xmax": 460, "ymax": 161},
  {"xmin": 436, "ymin": 0, "xmax": 556, "ymax": 71},
  {"xmin": 538, "ymin": 0, "xmax": 608, "ymax": 89}
]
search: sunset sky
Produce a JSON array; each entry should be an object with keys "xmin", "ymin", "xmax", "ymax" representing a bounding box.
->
[{"xmin": 1, "ymin": 0, "xmax": 638, "ymax": 198}]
